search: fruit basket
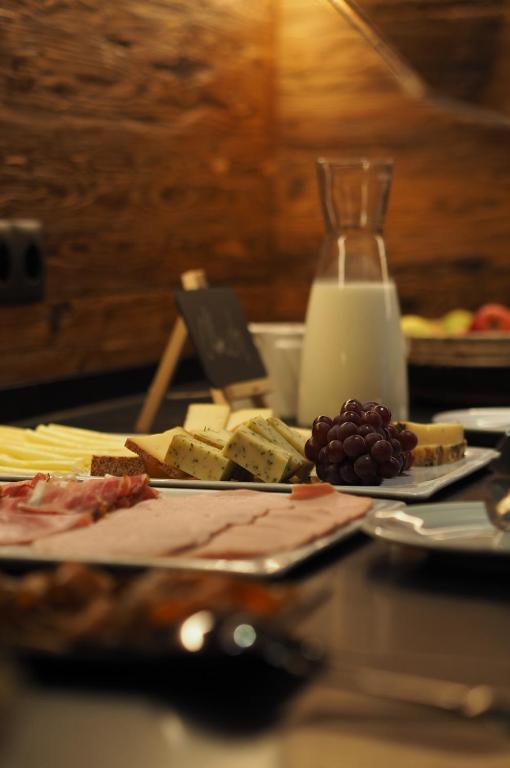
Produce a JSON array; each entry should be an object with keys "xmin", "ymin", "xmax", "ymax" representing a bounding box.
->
[
  {"xmin": 403, "ymin": 305, "xmax": 510, "ymax": 368},
  {"xmin": 406, "ymin": 333, "xmax": 510, "ymax": 368}
]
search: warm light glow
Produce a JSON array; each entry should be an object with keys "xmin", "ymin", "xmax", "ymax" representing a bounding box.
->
[{"xmin": 178, "ymin": 610, "xmax": 214, "ymax": 652}]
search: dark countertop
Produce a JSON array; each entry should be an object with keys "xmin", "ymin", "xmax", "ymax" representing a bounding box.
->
[{"xmin": 2, "ymin": 392, "xmax": 510, "ymax": 767}]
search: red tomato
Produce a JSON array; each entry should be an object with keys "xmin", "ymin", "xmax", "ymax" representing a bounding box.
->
[{"xmin": 469, "ymin": 303, "xmax": 510, "ymax": 332}]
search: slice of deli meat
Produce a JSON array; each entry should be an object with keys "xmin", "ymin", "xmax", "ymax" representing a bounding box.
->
[
  {"xmin": 16, "ymin": 474, "xmax": 157, "ymax": 515},
  {"xmin": 0, "ymin": 474, "xmax": 157, "ymax": 545},
  {"xmin": 33, "ymin": 490, "xmax": 281, "ymax": 559},
  {"xmin": 0, "ymin": 504, "xmax": 92, "ymax": 545},
  {"xmin": 192, "ymin": 487, "xmax": 372, "ymax": 559}
]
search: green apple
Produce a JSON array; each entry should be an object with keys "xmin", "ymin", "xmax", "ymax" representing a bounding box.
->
[{"xmin": 441, "ymin": 309, "xmax": 474, "ymax": 334}]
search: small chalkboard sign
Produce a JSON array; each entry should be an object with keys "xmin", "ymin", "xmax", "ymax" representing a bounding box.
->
[
  {"xmin": 175, "ymin": 287, "xmax": 267, "ymax": 388},
  {"xmin": 135, "ymin": 270, "xmax": 272, "ymax": 432}
]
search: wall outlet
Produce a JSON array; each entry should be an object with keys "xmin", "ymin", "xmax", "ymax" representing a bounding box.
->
[{"xmin": 0, "ymin": 220, "xmax": 44, "ymax": 305}]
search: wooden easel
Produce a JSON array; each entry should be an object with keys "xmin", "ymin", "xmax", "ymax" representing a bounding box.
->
[{"xmin": 135, "ymin": 269, "xmax": 272, "ymax": 432}]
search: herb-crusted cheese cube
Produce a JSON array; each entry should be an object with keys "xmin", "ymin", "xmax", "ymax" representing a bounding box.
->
[
  {"xmin": 246, "ymin": 417, "xmax": 313, "ymax": 480},
  {"xmin": 267, "ymin": 417, "xmax": 310, "ymax": 457},
  {"xmin": 223, "ymin": 426, "xmax": 291, "ymax": 484},
  {"xmin": 191, "ymin": 428, "xmax": 231, "ymax": 450},
  {"xmin": 165, "ymin": 434, "xmax": 234, "ymax": 481}
]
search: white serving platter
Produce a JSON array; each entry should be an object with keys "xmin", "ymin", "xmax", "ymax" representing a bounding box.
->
[
  {"xmin": 433, "ymin": 408, "xmax": 510, "ymax": 435},
  {"xmin": 144, "ymin": 447, "xmax": 498, "ymax": 501},
  {"xmin": 0, "ymin": 489, "xmax": 401, "ymax": 577},
  {"xmin": 362, "ymin": 500, "xmax": 510, "ymax": 556},
  {"xmin": 0, "ymin": 447, "xmax": 498, "ymax": 502}
]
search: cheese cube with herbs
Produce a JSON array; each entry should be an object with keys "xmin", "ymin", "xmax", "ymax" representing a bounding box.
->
[
  {"xmin": 191, "ymin": 428, "xmax": 231, "ymax": 450},
  {"xmin": 267, "ymin": 417, "xmax": 309, "ymax": 457},
  {"xmin": 223, "ymin": 426, "xmax": 291, "ymax": 484},
  {"xmin": 166, "ymin": 434, "xmax": 234, "ymax": 481},
  {"xmin": 246, "ymin": 417, "xmax": 313, "ymax": 480}
]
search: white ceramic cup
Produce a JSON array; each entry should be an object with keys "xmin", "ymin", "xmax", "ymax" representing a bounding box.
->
[{"xmin": 249, "ymin": 323, "xmax": 304, "ymax": 420}]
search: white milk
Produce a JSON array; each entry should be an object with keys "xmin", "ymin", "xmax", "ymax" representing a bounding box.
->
[{"xmin": 297, "ymin": 279, "xmax": 408, "ymax": 426}]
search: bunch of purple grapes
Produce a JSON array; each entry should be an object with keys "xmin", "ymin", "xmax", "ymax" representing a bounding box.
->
[{"xmin": 305, "ymin": 399, "xmax": 418, "ymax": 486}]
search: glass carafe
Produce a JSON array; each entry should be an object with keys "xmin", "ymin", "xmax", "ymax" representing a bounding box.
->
[{"xmin": 297, "ymin": 158, "xmax": 408, "ymax": 426}]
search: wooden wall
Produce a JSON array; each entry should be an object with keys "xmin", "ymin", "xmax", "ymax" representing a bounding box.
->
[
  {"xmin": 274, "ymin": 0, "xmax": 510, "ymax": 318},
  {"xmin": 1, "ymin": 0, "xmax": 510, "ymax": 388},
  {"xmin": 0, "ymin": 0, "xmax": 275, "ymax": 387}
]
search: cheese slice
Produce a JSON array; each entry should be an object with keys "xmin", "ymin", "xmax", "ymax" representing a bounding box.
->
[
  {"xmin": 125, "ymin": 427, "xmax": 189, "ymax": 478},
  {"xmin": 412, "ymin": 441, "xmax": 467, "ymax": 467},
  {"xmin": 184, "ymin": 404, "xmax": 231, "ymax": 432},
  {"xmin": 223, "ymin": 426, "xmax": 291, "ymax": 484},
  {"xmin": 400, "ymin": 421, "xmax": 464, "ymax": 446},
  {"xmin": 191, "ymin": 428, "xmax": 231, "ymax": 450},
  {"xmin": 246, "ymin": 417, "xmax": 313, "ymax": 480},
  {"xmin": 227, "ymin": 408, "xmax": 273, "ymax": 431},
  {"xmin": 166, "ymin": 433, "xmax": 234, "ymax": 481},
  {"xmin": 267, "ymin": 417, "xmax": 309, "ymax": 457}
]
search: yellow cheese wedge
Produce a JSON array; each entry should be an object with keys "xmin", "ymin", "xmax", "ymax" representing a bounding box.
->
[
  {"xmin": 412, "ymin": 441, "xmax": 467, "ymax": 467},
  {"xmin": 125, "ymin": 427, "xmax": 190, "ymax": 479},
  {"xmin": 223, "ymin": 426, "xmax": 291, "ymax": 484},
  {"xmin": 246, "ymin": 417, "xmax": 313, "ymax": 480},
  {"xmin": 267, "ymin": 417, "xmax": 309, "ymax": 457},
  {"xmin": 191, "ymin": 428, "xmax": 231, "ymax": 449},
  {"xmin": 166, "ymin": 433, "xmax": 234, "ymax": 481},
  {"xmin": 401, "ymin": 421, "xmax": 464, "ymax": 446},
  {"xmin": 183, "ymin": 404, "xmax": 231, "ymax": 432}
]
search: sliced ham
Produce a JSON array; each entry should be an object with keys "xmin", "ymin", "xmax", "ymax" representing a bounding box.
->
[
  {"xmin": 191, "ymin": 488, "xmax": 372, "ymax": 559},
  {"xmin": 0, "ymin": 474, "xmax": 158, "ymax": 545},
  {"xmin": 0, "ymin": 507, "xmax": 92, "ymax": 545},
  {"xmin": 33, "ymin": 489, "xmax": 280, "ymax": 558}
]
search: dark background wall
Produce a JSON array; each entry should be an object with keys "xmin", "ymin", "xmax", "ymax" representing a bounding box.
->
[{"xmin": 1, "ymin": 0, "xmax": 509, "ymax": 389}]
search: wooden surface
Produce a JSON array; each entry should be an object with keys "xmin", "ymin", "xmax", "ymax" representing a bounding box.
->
[{"xmin": 1, "ymin": 0, "xmax": 510, "ymax": 389}]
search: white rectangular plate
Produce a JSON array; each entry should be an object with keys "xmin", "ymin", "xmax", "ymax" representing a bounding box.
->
[
  {"xmin": 0, "ymin": 448, "xmax": 498, "ymax": 502},
  {"xmin": 142, "ymin": 447, "xmax": 499, "ymax": 501},
  {"xmin": 0, "ymin": 490, "xmax": 401, "ymax": 577}
]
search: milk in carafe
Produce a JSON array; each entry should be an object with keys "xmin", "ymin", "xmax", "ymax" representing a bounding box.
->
[{"xmin": 298, "ymin": 158, "xmax": 408, "ymax": 425}]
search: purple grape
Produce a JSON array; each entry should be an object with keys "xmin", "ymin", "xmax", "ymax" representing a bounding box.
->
[
  {"xmin": 362, "ymin": 401, "xmax": 378, "ymax": 411},
  {"xmin": 323, "ymin": 464, "xmax": 342, "ymax": 484},
  {"xmin": 363, "ymin": 410, "xmax": 382, "ymax": 429},
  {"xmin": 313, "ymin": 420, "xmax": 331, "ymax": 446},
  {"xmin": 305, "ymin": 437, "xmax": 321, "ymax": 461},
  {"xmin": 365, "ymin": 432, "xmax": 381, "ymax": 450},
  {"xmin": 353, "ymin": 454, "xmax": 378, "ymax": 479},
  {"xmin": 379, "ymin": 456, "xmax": 401, "ymax": 478},
  {"xmin": 318, "ymin": 446, "xmax": 329, "ymax": 464},
  {"xmin": 370, "ymin": 439, "xmax": 393, "ymax": 464},
  {"xmin": 337, "ymin": 422, "xmax": 358, "ymax": 441},
  {"xmin": 339, "ymin": 462, "xmax": 360, "ymax": 485},
  {"xmin": 341, "ymin": 410, "xmax": 362, "ymax": 426},
  {"xmin": 398, "ymin": 429, "xmax": 418, "ymax": 452},
  {"xmin": 358, "ymin": 424, "xmax": 374, "ymax": 438},
  {"xmin": 403, "ymin": 451, "xmax": 414, "ymax": 471},
  {"xmin": 326, "ymin": 424, "xmax": 343, "ymax": 442},
  {"xmin": 341, "ymin": 399, "xmax": 363, "ymax": 414},
  {"xmin": 316, "ymin": 462, "xmax": 329, "ymax": 481},
  {"xmin": 390, "ymin": 438, "xmax": 402, "ymax": 456},
  {"xmin": 313, "ymin": 415, "xmax": 333, "ymax": 428},
  {"xmin": 374, "ymin": 404, "xmax": 391, "ymax": 425},
  {"xmin": 343, "ymin": 434, "xmax": 367, "ymax": 458},
  {"xmin": 361, "ymin": 474, "xmax": 383, "ymax": 486},
  {"xmin": 327, "ymin": 439, "xmax": 345, "ymax": 463}
]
